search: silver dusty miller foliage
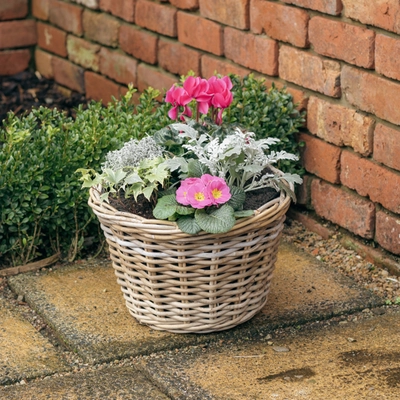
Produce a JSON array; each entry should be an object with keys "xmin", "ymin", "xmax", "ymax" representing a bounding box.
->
[{"xmin": 102, "ymin": 136, "xmax": 164, "ymax": 171}]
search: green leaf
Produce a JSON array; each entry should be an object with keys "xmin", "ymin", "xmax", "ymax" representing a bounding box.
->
[
  {"xmin": 177, "ymin": 215, "xmax": 202, "ymax": 234},
  {"xmin": 195, "ymin": 204, "xmax": 236, "ymax": 234},
  {"xmin": 234, "ymin": 210, "xmax": 254, "ymax": 218},
  {"xmin": 187, "ymin": 159, "xmax": 209, "ymax": 178},
  {"xmin": 124, "ymin": 172, "xmax": 143, "ymax": 185},
  {"xmin": 227, "ymin": 186, "xmax": 246, "ymax": 211},
  {"xmin": 103, "ymin": 168, "xmax": 127, "ymax": 185},
  {"xmin": 153, "ymin": 194, "xmax": 177, "ymax": 219},
  {"xmin": 176, "ymin": 204, "xmax": 195, "ymax": 215}
]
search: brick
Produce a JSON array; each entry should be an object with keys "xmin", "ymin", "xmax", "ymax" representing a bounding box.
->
[
  {"xmin": 201, "ymin": 55, "xmax": 251, "ymax": 79},
  {"xmin": 309, "ymin": 17, "xmax": 375, "ymax": 69},
  {"xmin": 376, "ymin": 210, "xmax": 400, "ymax": 255},
  {"xmin": 0, "ymin": 0, "xmax": 28, "ymax": 20},
  {"xmin": 99, "ymin": 0, "xmax": 135, "ymax": 22},
  {"xmin": 49, "ymin": 0, "xmax": 83, "ymax": 35},
  {"xmin": 0, "ymin": 49, "xmax": 30, "ymax": 75},
  {"xmin": 135, "ymin": 0, "xmax": 176, "ymax": 37},
  {"xmin": 85, "ymin": 71, "xmax": 122, "ymax": 105},
  {"xmin": 311, "ymin": 179, "xmax": 375, "ymax": 239},
  {"xmin": 119, "ymin": 25, "xmax": 157, "ymax": 64},
  {"xmin": 341, "ymin": 150, "xmax": 400, "ymax": 214},
  {"xmin": 281, "ymin": 0, "xmax": 342, "ymax": 15},
  {"xmin": 177, "ymin": 12, "xmax": 223, "ymax": 55},
  {"xmin": 83, "ymin": 10, "xmax": 119, "ymax": 47},
  {"xmin": 279, "ymin": 46, "xmax": 341, "ymax": 97},
  {"xmin": 286, "ymin": 87, "xmax": 308, "ymax": 112},
  {"xmin": 0, "ymin": 20, "xmax": 36, "ymax": 49},
  {"xmin": 299, "ymin": 133, "xmax": 341, "ymax": 184},
  {"xmin": 342, "ymin": 65, "xmax": 400, "ymax": 126},
  {"xmin": 137, "ymin": 63, "xmax": 177, "ymax": 96},
  {"xmin": 35, "ymin": 48, "xmax": 54, "ymax": 79},
  {"xmin": 342, "ymin": 0, "xmax": 400, "ymax": 34},
  {"xmin": 169, "ymin": 0, "xmax": 198, "ymax": 10},
  {"xmin": 200, "ymin": 0, "xmax": 249, "ymax": 29},
  {"xmin": 67, "ymin": 35, "xmax": 100, "ymax": 71},
  {"xmin": 99, "ymin": 48, "xmax": 137, "ymax": 86},
  {"xmin": 32, "ymin": 0, "xmax": 50, "ymax": 21},
  {"xmin": 71, "ymin": 0, "xmax": 99, "ymax": 9},
  {"xmin": 375, "ymin": 34, "xmax": 400, "ymax": 81},
  {"xmin": 158, "ymin": 39, "xmax": 201, "ymax": 76},
  {"xmin": 307, "ymin": 96, "xmax": 374, "ymax": 156},
  {"xmin": 52, "ymin": 57, "xmax": 85, "ymax": 93},
  {"xmin": 250, "ymin": 0, "xmax": 309, "ymax": 48},
  {"xmin": 224, "ymin": 28, "xmax": 278, "ymax": 76},
  {"xmin": 37, "ymin": 22, "xmax": 67, "ymax": 57},
  {"xmin": 374, "ymin": 124, "xmax": 400, "ymax": 172}
]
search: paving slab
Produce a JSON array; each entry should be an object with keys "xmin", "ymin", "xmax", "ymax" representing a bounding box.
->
[
  {"xmin": 7, "ymin": 243, "xmax": 383, "ymax": 364},
  {"xmin": 0, "ymin": 297, "xmax": 68, "ymax": 385},
  {"xmin": 139, "ymin": 309, "xmax": 400, "ymax": 399},
  {"xmin": 0, "ymin": 365, "xmax": 170, "ymax": 400}
]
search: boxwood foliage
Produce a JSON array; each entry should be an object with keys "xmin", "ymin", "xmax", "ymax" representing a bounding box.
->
[
  {"xmin": 227, "ymin": 74, "xmax": 305, "ymax": 174},
  {"xmin": 0, "ymin": 87, "xmax": 169, "ymax": 267},
  {"xmin": 0, "ymin": 74, "xmax": 304, "ymax": 267}
]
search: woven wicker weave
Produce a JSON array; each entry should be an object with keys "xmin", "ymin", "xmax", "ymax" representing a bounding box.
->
[{"xmin": 89, "ymin": 183, "xmax": 292, "ymax": 333}]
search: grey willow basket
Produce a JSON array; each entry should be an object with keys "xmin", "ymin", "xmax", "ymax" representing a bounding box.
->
[{"xmin": 89, "ymin": 182, "xmax": 292, "ymax": 333}]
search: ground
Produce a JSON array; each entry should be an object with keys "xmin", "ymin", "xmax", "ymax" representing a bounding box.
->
[{"xmin": 0, "ymin": 71, "xmax": 88, "ymax": 125}]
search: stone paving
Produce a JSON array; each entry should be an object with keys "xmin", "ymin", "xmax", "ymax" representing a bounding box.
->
[{"xmin": 2, "ymin": 241, "xmax": 399, "ymax": 399}]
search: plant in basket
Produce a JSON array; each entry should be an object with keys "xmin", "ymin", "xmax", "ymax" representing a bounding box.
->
[
  {"xmin": 77, "ymin": 74, "xmax": 304, "ymax": 334},
  {"xmin": 78, "ymin": 75, "xmax": 302, "ymax": 234}
]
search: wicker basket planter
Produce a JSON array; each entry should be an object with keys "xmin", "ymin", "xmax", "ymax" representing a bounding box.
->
[{"xmin": 89, "ymin": 182, "xmax": 292, "ymax": 334}]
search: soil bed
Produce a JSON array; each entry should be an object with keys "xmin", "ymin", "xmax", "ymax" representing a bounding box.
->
[
  {"xmin": 108, "ymin": 187, "xmax": 279, "ymax": 220},
  {"xmin": 0, "ymin": 71, "xmax": 88, "ymax": 125}
]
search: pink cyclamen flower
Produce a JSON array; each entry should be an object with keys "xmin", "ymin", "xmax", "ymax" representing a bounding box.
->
[
  {"xmin": 205, "ymin": 177, "xmax": 231, "ymax": 205},
  {"xmin": 207, "ymin": 76, "xmax": 233, "ymax": 106},
  {"xmin": 183, "ymin": 76, "xmax": 212, "ymax": 115},
  {"xmin": 165, "ymin": 85, "xmax": 193, "ymax": 120},
  {"xmin": 176, "ymin": 177, "xmax": 200, "ymax": 206},
  {"xmin": 186, "ymin": 181, "xmax": 213, "ymax": 209},
  {"xmin": 206, "ymin": 76, "xmax": 233, "ymax": 124}
]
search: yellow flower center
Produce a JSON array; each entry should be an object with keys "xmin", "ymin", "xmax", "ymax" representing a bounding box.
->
[
  {"xmin": 194, "ymin": 192, "xmax": 206, "ymax": 201},
  {"xmin": 211, "ymin": 188, "xmax": 222, "ymax": 199}
]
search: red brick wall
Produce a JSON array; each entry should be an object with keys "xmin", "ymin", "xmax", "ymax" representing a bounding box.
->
[
  {"xmin": 1, "ymin": 0, "xmax": 400, "ymax": 256},
  {"xmin": 0, "ymin": 0, "xmax": 36, "ymax": 75}
]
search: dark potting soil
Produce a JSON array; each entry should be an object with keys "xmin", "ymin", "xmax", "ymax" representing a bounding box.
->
[
  {"xmin": 109, "ymin": 187, "xmax": 279, "ymax": 220},
  {"xmin": 0, "ymin": 70, "xmax": 89, "ymax": 125}
]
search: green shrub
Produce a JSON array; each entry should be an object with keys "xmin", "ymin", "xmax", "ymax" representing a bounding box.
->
[
  {"xmin": 227, "ymin": 74, "xmax": 305, "ymax": 174},
  {"xmin": 0, "ymin": 86, "xmax": 169, "ymax": 266}
]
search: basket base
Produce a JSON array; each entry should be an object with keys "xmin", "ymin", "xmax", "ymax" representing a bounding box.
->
[{"xmin": 124, "ymin": 295, "xmax": 270, "ymax": 334}]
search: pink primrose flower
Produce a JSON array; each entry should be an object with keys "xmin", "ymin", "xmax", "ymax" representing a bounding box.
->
[
  {"xmin": 200, "ymin": 174, "xmax": 215, "ymax": 185},
  {"xmin": 176, "ymin": 177, "xmax": 199, "ymax": 206},
  {"xmin": 176, "ymin": 175, "xmax": 231, "ymax": 209},
  {"xmin": 187, "ymin": 182, "xmax": 213, "ymax": 209},
  {"xmin": 165, "ymin": 85, "xmax": 193, "ymax": 120},
  {"xmin": 205, "ymin": 177, "xmax": 231, "ymax": 205}
]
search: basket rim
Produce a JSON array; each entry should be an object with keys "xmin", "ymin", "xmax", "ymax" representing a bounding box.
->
[{"xmin": 88, "ymin": 169, "xmax": 293, "ymax": 237}]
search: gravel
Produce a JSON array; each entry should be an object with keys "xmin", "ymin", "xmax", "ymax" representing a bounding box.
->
[{"xmin": 282, "ymin": 219, "xmax": 400, "ymax": 304}]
